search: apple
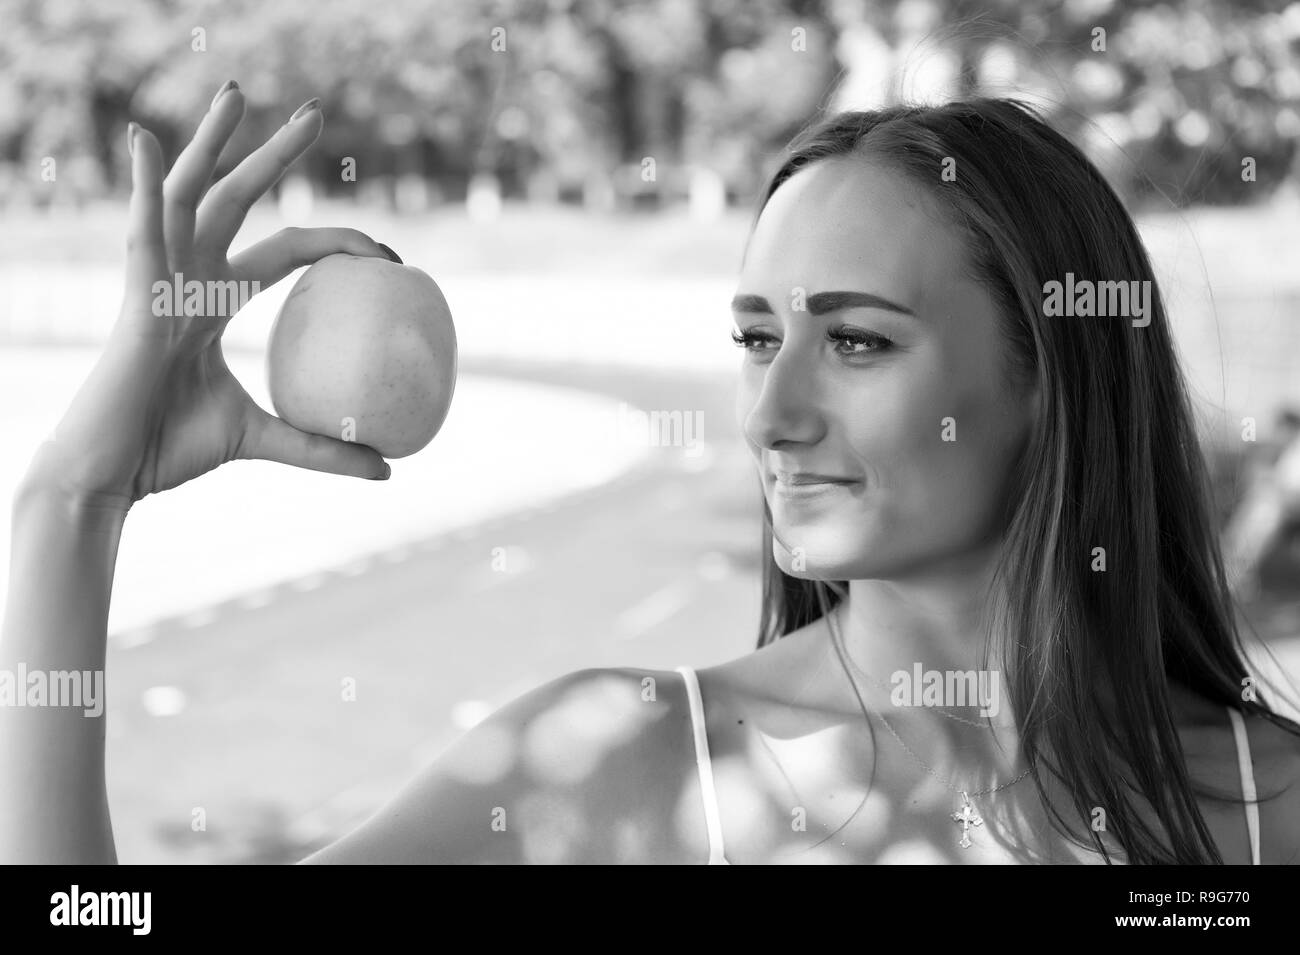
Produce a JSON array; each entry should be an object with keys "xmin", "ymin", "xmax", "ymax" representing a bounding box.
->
[{"xmin": 266, "ymin": 253, "xmax": 457, "ymax": 459}]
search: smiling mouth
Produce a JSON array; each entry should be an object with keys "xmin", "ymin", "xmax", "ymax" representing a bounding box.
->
[
  {"xmin": 770, "ymin": 472, "xmax": 861, "ymax": 499},
  {"xmin": 771, "ymin": 469, "xmax": 859, "ymax": 486},
  {"xmin": 773, "ymin": 480, "xmax": 855, "ymax": 495}
]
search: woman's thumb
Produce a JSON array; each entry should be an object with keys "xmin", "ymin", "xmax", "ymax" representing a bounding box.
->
[{"xmin": 240, "ymin": 409, "xmax": 390, "ymax": 480}]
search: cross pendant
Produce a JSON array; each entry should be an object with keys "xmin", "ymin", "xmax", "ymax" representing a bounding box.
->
[{"xmin": 950, "ymin": 791, "xmax": 983, "ymax": 849}]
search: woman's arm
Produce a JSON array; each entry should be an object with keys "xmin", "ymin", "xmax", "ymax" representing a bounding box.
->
[
  {"xmin": 0, "ymin": 84, "xmax": 391, "ymax": 864},
  {"xmin": 297, "ymin": 667, "xmax": 698, "ymax": 864},
  {"xmin": 0, "ymin": 479, "xmax": 129, "ymax": 863},
  {"xmin": 0, "ymin": 84, "xmax": 702, "ymax": 865}
]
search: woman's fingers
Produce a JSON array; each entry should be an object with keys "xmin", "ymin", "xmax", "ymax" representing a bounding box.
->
[
  {"xmin": 228, "ymin": 227, "xmax": 393, "ymax": 289},
  {"xmin": 194, "ymin": 99, "xmax": 324, "ymax": 253},
  {"xmin": 122, "ymin": 124, "xmax": 169, "ymax": 321},
  {"xmin": 161, "ymin": 81, "xmax": 247, "ymax": 269},
  {"xmin": 239, "ymin": 407, "xmax": 390, "ymax": 481}
]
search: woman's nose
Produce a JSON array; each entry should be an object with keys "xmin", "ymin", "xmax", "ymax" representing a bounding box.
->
[{"xmin": 740, "ymin": 346, "xmax": 827, "ymax": 450}]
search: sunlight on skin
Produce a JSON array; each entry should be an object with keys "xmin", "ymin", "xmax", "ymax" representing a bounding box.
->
[
  {"xmin": 613, "ymin": 818, "xmax": 653, "ymax": 864},
  {"xmin": 687, "ymin": 686, "xmax": 1059, "ymax": 862},
  {"xmin": 670, "ymin": 753, "xmax": 776, "ymax": 859},
  {"xmin": 765, "ymin": 789, "xmax": 898, "ymax": 864},
  {"xmin": 521, "ymin": 674, "xmax": 661, "ymax": 786},
  {"xmin": 712, "ymin": 756, "xmax": 778, "ymax": 851},
  {"xmin": 899, "ymin": 772, "xmax": 962, "ymax": 819},
  {"xmin": 668, "ymin": 742, "xmax": 911, "ymax": 864},
  {"xmin": 777, "ymin": 846, "xmax": 845, "ymax": 864},
  {"xmin": 876, "ymin": 839, "xmax": 949, "ymax": 864},
  {"xmin": 743, "ymin": 722, "xmax": 891, "ymax": 856},
  {"xmin": 850, "ymin": 789, "xmax": 894, "ymax": 848},
  {"xmin": 516, "ymin": 789, "xmax": 586, "ymax": 865},
  {"xmin": 724, "ymin": 713, "xmax": 1006, "ymax": 861},
  {"xmin": 749, "ymin": 722, "xmax": 857, "ymax": 789},
  {"xmin": 439, "ymin": 723, "xmax": 517, "ymax": 786}
]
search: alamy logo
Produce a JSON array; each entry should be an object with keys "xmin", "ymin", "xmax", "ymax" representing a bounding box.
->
[
  {"xmin": 1041, "ymin": 273, "xmax": 1151, "ymax": 327},
  {"xmin": 50, "ymin": 885, "xmax": 151, "ymax": 935},
  {"xmin": 602, "ymin": 403, "xmax": 704, "ymax": 456},
  {"xmin": 151, "ymin": 273, "xmax": 261, "ymax": 317},
  {"xmin": 0, "ymin": 664, "xmax": 103, "ymax": 717},
  {"xmin": 890, "ymin": 664, "xmax": 1000, "ymax": 718}
]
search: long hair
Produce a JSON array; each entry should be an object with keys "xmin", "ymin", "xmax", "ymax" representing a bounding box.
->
[{"xmin": 752, "ymin": 98, "xmax": 1300, "ymax": 864}]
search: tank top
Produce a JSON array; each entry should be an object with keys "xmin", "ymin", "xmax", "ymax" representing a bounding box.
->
[{"xmin": 675, "ymin": 665, "xmax": 1262, "ymax": 865}]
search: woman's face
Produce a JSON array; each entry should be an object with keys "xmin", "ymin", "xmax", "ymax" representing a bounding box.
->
[{"xmin": 734, "ymin": 157, "xmax": 1038, "ymax": 581}]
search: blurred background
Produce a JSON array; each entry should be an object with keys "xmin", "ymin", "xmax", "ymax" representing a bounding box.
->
[{"xmin": 1, "ymin": 0, "xmax": 1298, "ymax": 863}]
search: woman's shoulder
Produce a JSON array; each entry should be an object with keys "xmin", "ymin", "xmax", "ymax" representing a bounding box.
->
[
  {"xmin": 481, "ymin": 665, "xmax": 694, "ymax": 756},
  {"xmin": 1234, "ymin": 707, "xmax": 1300, "ymax": 864},
  {"xmin": 1167, "ymin": 680, "xmax": 1300, "ymax": 776},
  {"xmin": 493, "ymin": 665, "xmax": 726, "ymax": 861},
  {"xmin": 1169, "ymin": 682, "xmax": 1300, "ymax": 864},
  {"xmin": 302, "ymin": 665, "xmax": 706, "ymax": 863}
]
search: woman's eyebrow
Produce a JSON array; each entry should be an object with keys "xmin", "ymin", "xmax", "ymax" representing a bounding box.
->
[{"xmin": 730, "ymin": 290, "xmax": 916, "ymax": 316}]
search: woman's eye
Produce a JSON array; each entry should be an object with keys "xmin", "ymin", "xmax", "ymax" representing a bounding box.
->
[
  {"xmin": 731, "ymin": 328, "xmax": 779, "ymax": 355},
  {"xmin": 827, "ymin": 325, "xmax": 893, "ymax": 357},
  {"xmin": 730, "ymin": 326, "xmax": 894, "ymax": 361}
]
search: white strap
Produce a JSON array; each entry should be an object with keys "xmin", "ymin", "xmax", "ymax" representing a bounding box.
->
[
  {"xmin": 1226, "ymin": 707, "xmax": 1261, "ymax": 865},
  {"xmin": 676, "ymin": 666, "xmax": 728, "ymax": 864}
]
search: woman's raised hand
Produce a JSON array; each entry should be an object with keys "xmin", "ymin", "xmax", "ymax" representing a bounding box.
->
[{"xmin": 26, "ymin": 81, "xmax": 393, "ymax": 511}]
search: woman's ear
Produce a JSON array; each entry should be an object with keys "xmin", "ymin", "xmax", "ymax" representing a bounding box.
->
[
  {"xmin": 1026, "ymin": 372, "xmax": 1043, "ymax": 428},
  {"xmin": 1002, "ymin": 365, "xmax": 1042, "ymax": 467}
]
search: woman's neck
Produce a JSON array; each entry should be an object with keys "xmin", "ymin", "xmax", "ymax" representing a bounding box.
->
[
  {"xmin": 824, "ymin": 542, "xmax": 1023, "ymax": 743},
  {"xmin": 838, "ymin": 543, "xmax": 1002, "ymax": 680}
]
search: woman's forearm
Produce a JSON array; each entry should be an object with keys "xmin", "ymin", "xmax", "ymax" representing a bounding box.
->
[
  {"xmin": 0, "ymin": 96, "xmax": 394, "ymax": 867},
  {"xmin": 0, "ymin": 468, "xmax": 130, "ymax": 863}
]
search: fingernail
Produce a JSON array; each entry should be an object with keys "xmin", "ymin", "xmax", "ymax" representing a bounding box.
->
[
  {"xmin": 371, "ymin": 462, "xmax": 391, "ymax": 481},
  {"xmin": 210, "ymin": 79, "xmax": 238, "ymax": 111},
  {"xmin": 126, "ymin": 122, "xmax": 138, "ymax": 157},
  {"xmin": 289, "ymin": 98, "xmax": 322, "ymax": 123},
  {"xmin": 377, "ymin": 243, "xmax": 403, "ymax": 264}
]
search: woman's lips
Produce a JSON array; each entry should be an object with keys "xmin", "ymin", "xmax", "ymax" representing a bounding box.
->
[
  {"xmin": 771, "ymin": 472, "xmax": 861, "ymax": 499},
  {"xmin": 771, "ymin": 469, "xmax": 858, "ymax": 485}
]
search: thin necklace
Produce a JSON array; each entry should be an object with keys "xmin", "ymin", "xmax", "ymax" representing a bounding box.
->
[
  {"xmin": 830, "ymin": 602, "xmax": 994, "ymax": 729},
  {"xmin": 839, "ymin": 647, "xmax": 994, "ymax": 729},
  {"xmin": 830, "ymin": 604, "xmax": 1033, "ymax": 848},
  {"xmin": 872, "ymin": 702, "xmax": 1033, "ymax": 848}
]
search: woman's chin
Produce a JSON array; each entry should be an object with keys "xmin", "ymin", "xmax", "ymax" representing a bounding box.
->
[{"xmin": 772, "ymin": 537, "xmax": 861, "ymax": 580}]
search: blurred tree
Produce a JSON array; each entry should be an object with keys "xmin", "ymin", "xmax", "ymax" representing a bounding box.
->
[{"xmin": 0, "ymin": 0, "xmax": 1295, "ymax": 209}]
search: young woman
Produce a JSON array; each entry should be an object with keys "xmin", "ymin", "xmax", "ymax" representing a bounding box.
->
[{"xmin": 2, "ymin": 84, "xmax": 1298, "ymax": 864}]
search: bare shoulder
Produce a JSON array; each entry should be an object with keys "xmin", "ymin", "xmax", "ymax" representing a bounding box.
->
[
  {"xmin": 1169, "ymin": 682, "xmax": 1300, "ymax": 864},
  {"xmin": 695, "ymin": 617, "xmax": 852, "ymax": 739},
  {"xmin": 300, "ymin": 666, "xmax": 707, "ymax": 864},
  {"xmin": 1243, "ymin": 709, "xmax": 1300, "ymax": 864}
]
